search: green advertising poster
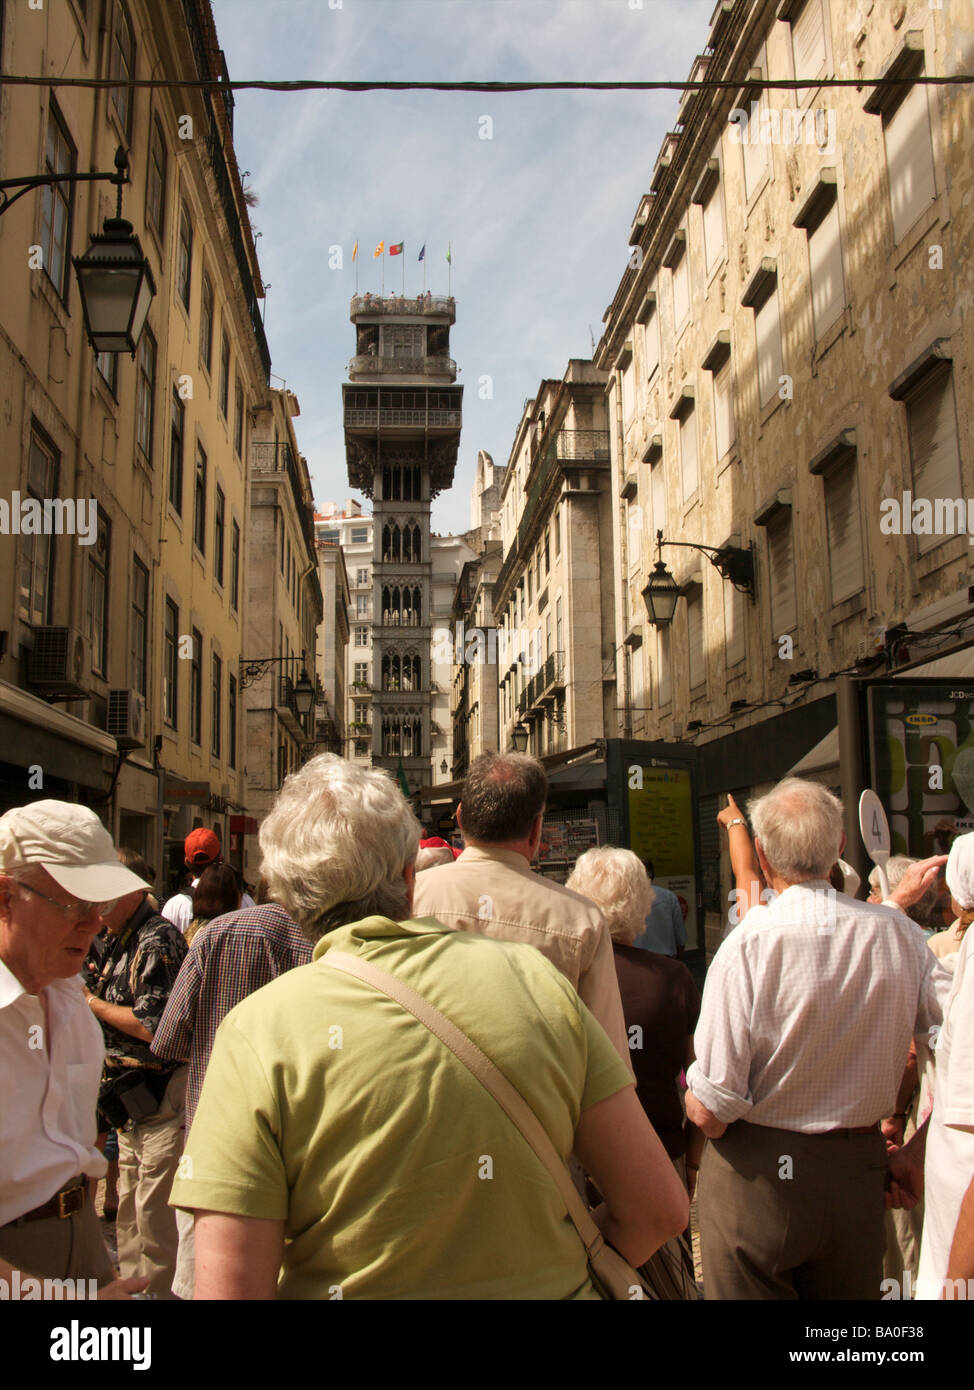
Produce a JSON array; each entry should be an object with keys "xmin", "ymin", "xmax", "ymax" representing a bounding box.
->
[
  {"xmin": 867, "ymin": 681, "xmax": 974, "ymax": 858},
  {"xmin": 627, "ymin": 764, "xmax": 697, "ymax": 947}
]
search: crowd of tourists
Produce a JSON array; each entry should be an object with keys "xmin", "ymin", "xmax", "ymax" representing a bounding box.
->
[{"xmin": 1, "ymin": 752, "xmax": 972, "ymax": 1301}]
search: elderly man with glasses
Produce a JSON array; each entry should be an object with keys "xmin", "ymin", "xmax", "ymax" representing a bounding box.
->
[{"xmin": 0, "ymin": 800, "xmax": 153, "ymax": 1297}]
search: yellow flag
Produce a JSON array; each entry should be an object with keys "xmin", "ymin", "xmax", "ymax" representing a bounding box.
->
[
  {"xmin": 352, "ymin": 240, "xmax": 358, "ymax": 261},
  {"xmin": 373, "ymin": 241, "xmax": 384, "ymax": 258}
]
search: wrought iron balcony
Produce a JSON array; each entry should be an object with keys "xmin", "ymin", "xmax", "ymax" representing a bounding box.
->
[
  {"xmin": 348, "ymin": 354, "xmax": 457, "ymax": 378},
  {"xmin": 351, "ymin": 293, "xmax": 455, "ymax": 323},
  {"xmin": 345, "ymin": 406, "xmax": 461, "ymax": 429}
]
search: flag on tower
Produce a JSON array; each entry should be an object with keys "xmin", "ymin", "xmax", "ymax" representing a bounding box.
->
[
  {"xmin": 389, "ymin": 242, "xmax": 404, "ymax": 256},
  {"xmin": 373, "ymin": 241, "xmax": 384, "ymax": 258},
  {"xmin": 352, "ymin": 240, "xmax": 358, "ymax": 261},
  {"xmin": 397, "ymin": 757, "xmax": 410, "ymax": 797},
  {"xmin": 446, "ymin": 244, "xmax": 452, "ymax": 264},
  {"xmin": 418, "ymin": 244, "xmax": 426, "ymax": 262}
]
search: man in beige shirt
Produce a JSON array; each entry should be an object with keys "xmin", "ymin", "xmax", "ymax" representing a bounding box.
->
[{"xmin": 412, "ymin": 752, "xmax": 631, "ymax": 1067}]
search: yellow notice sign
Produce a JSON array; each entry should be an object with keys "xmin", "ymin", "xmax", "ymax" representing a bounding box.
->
[{"xmin": 628, "ymin": 766, "xmax": 695, "ymax": 877}]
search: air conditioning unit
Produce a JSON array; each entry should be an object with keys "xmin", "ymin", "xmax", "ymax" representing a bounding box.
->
[
  {"xmin": 27, "ymin": 627, "xmax": 90, "ymax": 699},
  {"xmin": 107, "ymin": 689, "xmax": 146, "ymax": 748}
]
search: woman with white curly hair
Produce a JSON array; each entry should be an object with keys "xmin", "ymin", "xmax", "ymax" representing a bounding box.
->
[
  {"xmin": 170, "ymin": 757, "xmax": 688, "ymax": 1299},
  {"xmin": 567, "ymin": 846, "xmax": 702, "ymax": 1297}
]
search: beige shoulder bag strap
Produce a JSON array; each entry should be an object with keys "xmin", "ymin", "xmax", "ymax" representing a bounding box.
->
[{"xmin": 325, "ymin": 949, "xmax": 609, "ymax": 1261}]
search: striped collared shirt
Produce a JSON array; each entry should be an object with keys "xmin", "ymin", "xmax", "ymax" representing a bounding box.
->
[
  {"xmin": 152, "ymin": 904, "xmax": 312, "ymax": 1126},
  {"xmin": 687, "ymin": 882, "xmax": 954, "ymax": 1133}
]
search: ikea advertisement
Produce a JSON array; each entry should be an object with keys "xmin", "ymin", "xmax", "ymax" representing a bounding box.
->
[{"xmin": 866, "ymin": 680, "xmax": 974, "ymax": 859}]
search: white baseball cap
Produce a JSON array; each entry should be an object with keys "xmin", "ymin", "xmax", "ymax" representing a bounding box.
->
[{"xmin": 0, "ymin": 800, "xmax": 151, "ymax": 901}]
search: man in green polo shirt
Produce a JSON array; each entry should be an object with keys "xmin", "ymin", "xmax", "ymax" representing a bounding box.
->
[{"xmin": 169, "ymin": 755, "xmax": 688, "ymax": 1299}]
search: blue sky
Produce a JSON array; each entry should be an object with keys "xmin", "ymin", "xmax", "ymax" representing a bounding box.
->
[{"xmin": 209, "ymin": 0, "xmax": 716, "ymax": 535}]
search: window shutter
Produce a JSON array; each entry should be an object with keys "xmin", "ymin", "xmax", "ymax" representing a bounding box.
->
[
  {"xmin": 907, "ymin": 367, "xmax": 961, "ymax": 555},
  {"xmin": 672, "ymin": 255, "xmax": 690, "ymax": 329},
  {"xmin": 755, "ymin": 292, "xmax": 784, "ymax": 405},
  {"xmin": 644, "ymin": 302, "xmax": 660, "ymax": 378},
  {"xmin": 724, "ymin": 580, "xmax": 745, "ymax": 667},
  {"xmin": 768, "ymin": 510, "xmax": 797, "ymax": 632},
  {"xmin": 651, "ymin": 459, "xmax": 666, "ymax": 536},
  {"xmin": 884, "ymin": 83, "xmax": 936, "ymax": 244},
  {"xmin": 703, "ymin": 183, "xmax": 724, "ymax": 273},
  {"xmin": 713, "ymin": 361, "xmax": 736, "ymax": 459},
  {"xmin": 680, "ymin": 409, "xmax": 698, "ymax": 500},
  {"xmin": 792, "ymin": 0, "xmax": 827, "ymax": 82},
  {"xmin": 808, "ymin": 200, "xmax": 845, "ymax": 338},
  {"xmin": 824, "ymin": 459, "xmax": 864, "ymax": 602},
  {"xmin": 687, "ymin": 588, "xmax": 705, "ymax": 689},
  {"xmin": 657, "ymin": 627, "xmax": 671, "ymax": 706}
]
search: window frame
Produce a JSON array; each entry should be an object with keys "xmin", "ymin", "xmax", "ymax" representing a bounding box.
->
[
  {"xmin": 169, "ymin": 389, "xmax": 185, "ymax": 514},
  {"xmin": 193, "ymin": 442, "xmax": 207, "ymax": 556},
  {"xmin": 108, "ymin": 0, "xmax": 135, "ymax": 138},
  {"xmin": 135, "ymin": 326, "xmax": 156, "ymax": 464},
  {"xmin": 176, "ymin": 202, "xmax": 193, "ymax": 311},
  {"xmin": 40, "ymin": 100, "xmax": 76, "ymax": 303}
]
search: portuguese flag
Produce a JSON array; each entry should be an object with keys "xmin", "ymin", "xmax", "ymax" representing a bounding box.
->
[{"xmin": 389, "ymin": 242, "xmax": 404, "ymax": 256}]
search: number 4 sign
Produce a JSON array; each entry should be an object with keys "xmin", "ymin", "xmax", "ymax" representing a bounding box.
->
[{"xmin": 859, "ymin": 789, "xmax": 891, "ymax": 901}]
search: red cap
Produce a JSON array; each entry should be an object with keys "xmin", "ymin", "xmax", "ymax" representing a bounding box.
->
[
  {"xmin": 419, "ymin": 837, "xmax": 451, "ymax": 850},
  {"xmin": 184, "ymin": 828, "xmax": 221, "ymax": 868}
]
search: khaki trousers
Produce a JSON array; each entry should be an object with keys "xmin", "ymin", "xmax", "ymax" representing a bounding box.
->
[
  {"xmin": 116, "ymin": 1066, "xmax": 187, "ymax": 1299},
  {"xmin": 0, "ymin": 1198, "xmax": 114, "ymax": 1289},
  {"xmin": 698, "ymin": 1121, "xmax": 888, "ymax": 1300}
]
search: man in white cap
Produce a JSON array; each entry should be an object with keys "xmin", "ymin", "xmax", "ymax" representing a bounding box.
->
[
  {"xmin": 0, "ymin": 800, "xmax": 151, "ymax": 1296},
  {"xmin": 888, "ymin": 830, "xmax": 974, "ymax": 1298}
]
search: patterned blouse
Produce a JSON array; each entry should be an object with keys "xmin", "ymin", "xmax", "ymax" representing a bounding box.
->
[{"xmin": 83, "ymin": 899, "xmax": 188, "ymax": 1069}]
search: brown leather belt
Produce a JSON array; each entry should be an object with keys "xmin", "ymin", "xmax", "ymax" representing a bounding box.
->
[{"xmin": 4, "ymin": 1176, "xmax": 88, "ymax": 1226}]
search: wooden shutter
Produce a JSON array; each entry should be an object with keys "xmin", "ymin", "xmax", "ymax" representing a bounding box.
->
[
  {"xmin": 703, "ymin": 181, "xmax": 724, "ymax": 273},
  {"xmin": 657, "ymin": 627, "xmax": 671, "ymax": 706},
  {"xmin": 724, "ymin": 579, "xmax": 745, "ymax": 667},
  {"xmin": 687, "ymin": 588, "xmax": 705, "ymax": 689},
  {"xmin": 907, "ymin": 366, "xmax": 962, "ymax": 555},
  {"xmin": 651, "ymin": 458, "xmax": 666, "ymax": 536},
  {"xmin": 793, "ymin": 0, "xmax": 827, "ymax": 82},
  {"xmin": 672, "ymin": 253, "xmax": 690, "ymax": 330},
  {"xmin": 644, "ymin": 300, "xmax": 660, "ymax": 378},
  {"xmin": 767, "ymin": 509, "xmax": 797, "ymax": 632},
  {"xmin": 713, "ymin": 360, "xmax": 736, "ymax": 459},
  {"xmin": 755, "ymin": 291, "xmax": 784, "ymax": 406},
  {"xmin": 680, "ymin": 408, "xmax": 698, "ymax": 500},
  {"xmin": 884, "ymin": 82, "xmax": 936, "ymax": 244},
  {"xmin": 809, "ymin": 200, "xmax": 845, "ymax": 338},
  {"xmin": 824, "ymin": 458, "xmax": 864, "ymax": 603}
]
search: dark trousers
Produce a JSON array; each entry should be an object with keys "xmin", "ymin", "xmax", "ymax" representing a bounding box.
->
[{"xmin": 698, "ymin": 1121, "xmax": 888, "ymax": 1300}]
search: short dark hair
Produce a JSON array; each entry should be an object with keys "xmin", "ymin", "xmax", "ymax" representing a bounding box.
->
[
  {"xmin": 192, "ymin": 864, "xmax": 240, "ymax": 922},
  {"xmin": 643, "ymin": 859, "xmax": 655, "ymax": 880},
  {"xmin": 459, "ymin": 752, "xmax": 547, "ymax": 844},
  {"xmin": 116, "ymin": 848, "xmax": 154, "ymax": 886}
]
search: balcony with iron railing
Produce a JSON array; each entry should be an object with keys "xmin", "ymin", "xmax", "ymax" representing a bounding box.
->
[
  {"xmin": 351, "ymin": 294, "xmax": 455, "ymax": 323},
  {"xmin": 345, "ymin": 406, "xmax": 462, "ymax": 430},
  {"xmin": 496, "ymin": 431, "xmax": 610, "ymax": 598},
  {"xmin": 348, "ymin": 354, "xmax": 457, "ymax": 379},
  {"xmin": 251, "ymin": 442, "xmax": 316, "ymax": 556}
]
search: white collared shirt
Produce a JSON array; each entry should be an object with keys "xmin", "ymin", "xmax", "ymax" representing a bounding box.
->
[
  {"xmin": 0, "ymin": 957, "xmax": 106, "ymax": 1225},
  {"xmin": 917, "ymin": 924, "xmax": 974, "ymax": 1297},
  {"xmin": 162, "ymin": 884, "xmax": 255, "ymax": 936},
  {"xmin": 688, "ymin": 883, "xmax": 954, "ymax": 1133}
]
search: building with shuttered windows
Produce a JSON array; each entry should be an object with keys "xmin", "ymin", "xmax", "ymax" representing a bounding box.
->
[{"xmin": 596, "ymin": 0, "xmax": 974, "ymax": 951}]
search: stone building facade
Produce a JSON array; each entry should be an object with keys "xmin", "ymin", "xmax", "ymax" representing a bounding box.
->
[
  {"xmin": 595, "ymin": 0, "xmax": 974, "ymax": 948},
  {"xmin": 493, "ymin": 360, "xmax": 615, "ymax": 760},
  {"xmin": 243, "ymin": 388, "xmax": 322, "ymax": 831},
  {"xmin": 315, "ymin": 500, "xmax": 374, "ymax": 762},
  {"xmin": 0, "ymin": 0, "xmax": 271, "ymax": 890}
]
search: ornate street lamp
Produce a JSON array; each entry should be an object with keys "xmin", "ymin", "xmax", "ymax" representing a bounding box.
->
[
  {"xmin": 1, "ymin": 146, "xmax": 155, "ymax": 356},
  {"xmin": 643, "ymin": 529, "xmax": 755, "ymax": 628},
  {"xmin": 512, "ymin": 723, "xmax": 529, "ymax": 753},
  {"xmin": 293, "ymin": 669, "xmax": 316, "ymax": 719}
]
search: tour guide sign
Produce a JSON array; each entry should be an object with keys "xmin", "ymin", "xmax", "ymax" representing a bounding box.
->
[{"xmin": 627, "ymin": 763, "xmax": 697, "ymax": 947}]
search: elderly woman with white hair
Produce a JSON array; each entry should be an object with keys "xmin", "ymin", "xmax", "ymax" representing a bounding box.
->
[
  {"xmin": 567, "ymin": 847, "xmax": 701, "ymax": 1297},
  {"xmin": 169, "ymin": 756, "xmax": 688, "ymax": 1299}
]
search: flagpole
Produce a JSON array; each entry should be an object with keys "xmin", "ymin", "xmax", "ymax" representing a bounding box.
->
[
  {"xmin": 381, "ymin": 248, "xmax": 385, "ymax": 296},
  {"xmin": 354, "ymin": 236, "xmax": 359, "ymax": 293},
  {"xmin": 423, "ymin": 249, "xmax": 427, "ymax": 293},
  {"xmin": 448, "ymin": 242, "xmax": 452, "ymax": 296},
  {"xmin": 402, "ymin": 242, "xmax": 405, "ymax": 295}
]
